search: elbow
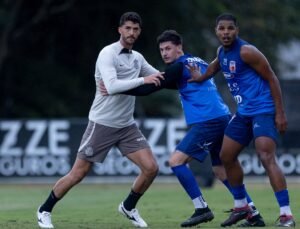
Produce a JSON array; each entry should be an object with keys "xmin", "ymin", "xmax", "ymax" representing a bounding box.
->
[{"xmin": 106, "ymin": 86, "xmax": 118, "ymax": 95}]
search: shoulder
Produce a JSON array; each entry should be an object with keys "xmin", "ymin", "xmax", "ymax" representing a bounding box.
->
[
  {"xmin": 240, "ymin": 44, "xmax": 260, "ymax": 59},
  {"xmin": 180, "ymin": 54, "xmax": 207, "ymax": 65},
  {"xmin": 240, "ymin": 44, "xmax": 267, "ymax": 65},
  {"xmin": 132, "ymin": 50, "xmax": 144, "ymax": 59},
  {"xmin": 239, "ymin": 38, "xmax": 259, "ymax": 55},
  {"xmin": 217, "ymin": 46, "xmax": 223, "ymax": 56},
  {"xmin": 100, "ymin": 42, "xmax": 120, "ymax": 54},
  {"xmin": 96, "ymin": 43, "xmax": 120, "ymax": 66},
  {"xmin": 167, "ymin": 62, "xmax": 183, "ymax": 72}
]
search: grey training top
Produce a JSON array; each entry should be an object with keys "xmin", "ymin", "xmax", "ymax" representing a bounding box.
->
[{"xmin": 88, "ymin": 41, "xmax": 158, "ymax": 128}]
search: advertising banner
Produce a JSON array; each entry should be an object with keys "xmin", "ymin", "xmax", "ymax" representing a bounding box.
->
[{"xmin": 0, "ymin": 119, "xmax": 299, "ymax": 178}]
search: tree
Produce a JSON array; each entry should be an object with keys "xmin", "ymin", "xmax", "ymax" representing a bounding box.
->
[{"xmin": 0, "ymin": 0, "xmax": 300, "ymax": 118}]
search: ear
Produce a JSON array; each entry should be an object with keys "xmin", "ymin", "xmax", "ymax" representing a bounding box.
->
[
  {"xmin": 118, "ymin": 26, "xmax": 122, "ymax": 35},
  {"xmin": 137, "ymin": 28, "xmax": 142, "ymax": 36},
  {"xmin": 177, "ymin": 44, "xmax": 183, "ymax": 52}
]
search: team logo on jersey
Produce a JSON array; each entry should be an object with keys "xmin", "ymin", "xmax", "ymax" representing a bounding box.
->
[
  {"xmin": 136, "ymin": 136, "xmax": 146, "ymax": 142},
  {"xmin": 223, "ymin": 72, "xmax": 234, "ymax": 79},
  {"xmin": 253, "ymin": 122, "xmax": 261, "ymax": 129},
  {"xmin": 84, "ymin": 146, "xmax": 94, "ymax": 157},
  {"xmin": 199, "ymin": 141, "xmax": 212, "ymax": 153},
  {"xmin": 228, "ymin": 82, "xmax": 239, "ymax": 92},
  {"xmin": 229, "ymin": 61, "xmax": 236, "ymax": 73},
  {"xmin": 134, "ymin": 59, "xmax": 139, "ymax": 69},
  {"xmin": 223, "ymin": 58, "xmax": 227, "ymax": 66}
]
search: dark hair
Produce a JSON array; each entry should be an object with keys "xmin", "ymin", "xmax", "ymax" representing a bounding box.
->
[
  {"xmin": 119, "ymin": 12, "xmax": 142, "ymax": 27},
  {"xmin": 216, "ymin": 13, "xmax": 237, "ymax": 26},
  {"xmin": 157, "ymin": 30, "xmax": 183, "ymax": 45}
]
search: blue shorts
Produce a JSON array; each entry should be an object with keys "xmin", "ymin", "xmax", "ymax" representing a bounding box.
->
[
  {"xmin": 225, "ymin": 113, "xmax": 278, "ymax": 146},
  {"xmin": 176, "ymin": 115, "xmax": 230, "ymax": 166}
]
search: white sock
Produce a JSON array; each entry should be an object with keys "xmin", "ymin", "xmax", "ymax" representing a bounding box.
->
[
  {"xmin": 280, "ymin": 206, "xmax": 292, "ymax": 216},
  {"xmin": 248, "ymin": 202, "xmax": 254, "ymax": 207},
  {"xmin": 234, "ymin": 198, "xmax": 248, "ymax": 208},
  {"xmin": 192, "ymin": 196, "xmax": 208, "ymax": 209}
]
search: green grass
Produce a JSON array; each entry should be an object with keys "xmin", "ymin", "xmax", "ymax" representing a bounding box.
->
[{"xmin": 0, "ymin": 182, "xmax": 299, "ymax": 228}]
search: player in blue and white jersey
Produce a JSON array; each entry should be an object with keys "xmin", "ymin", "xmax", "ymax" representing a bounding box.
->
[{"xmin": 188, "ymin": 13, "xmax": 295, "ymax": 228}]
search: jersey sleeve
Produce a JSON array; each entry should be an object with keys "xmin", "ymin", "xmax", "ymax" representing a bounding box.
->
[{"xmin": 122, "ymin": 62, "xmax": 183, "ymax": 96}]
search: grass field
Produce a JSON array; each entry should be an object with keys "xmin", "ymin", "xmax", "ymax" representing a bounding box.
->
[{"xmin": 0, "ymin": 181, "xmax": 299, "ymax": 228}]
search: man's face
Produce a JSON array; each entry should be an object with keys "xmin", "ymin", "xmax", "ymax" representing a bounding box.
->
[
  {"xmin": 159, "ymin": 41, "xmax": 181, "ymax": 64},
  {"xmin": 215, "ymin": 20, "xmax": 239, "ymax": 48},
  {"xmin": 118, "ymin": 21, "xmax": 141, "ymax": 46}
]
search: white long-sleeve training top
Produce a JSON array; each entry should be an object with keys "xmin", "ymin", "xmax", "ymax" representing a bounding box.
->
[{"xmin": 88, "ymin": 41, "xmax": 158, "ymax": 128}]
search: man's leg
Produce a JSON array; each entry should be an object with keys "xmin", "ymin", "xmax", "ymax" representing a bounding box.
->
[
  {"xmin": 37, "ymin": 158, "xmax": 92, "ymax": 228},
  {"xmin": 213, "ymin": 165, "xmax": 265, "ymax": 227},
  {"xmin": 219, "ymin": 136, "xmax": 252, "ymax": 227},
  {"xmin": 213, "ymin": 165, "xmax": 254, "ymax": 205},
  {"xmin": 126, "ymin": 148, "xmax": 158, "ymax": 194},
  {"xmin": 118, "ymin": 148, "xmax": 158, "ymax": 228},
  {"xmin": 255, "ymin": 136, "xmax": 295, "ymax": 227},
  {"xmin": 169, "ymin": 151, "xmax": 214, "ymax": 227},
  {"xmin": 213, "ymin": 165, "xmax": 254, "ymax": 206}
]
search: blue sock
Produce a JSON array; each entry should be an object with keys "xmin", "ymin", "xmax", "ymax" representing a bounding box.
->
[
  {"xmin": 245, "ymin": 191, "xmax": 253, "ymax": 204},
  {"xmin": 275, "ymin": 189, "xmax": 289, "ymax": 207},
  {"xmin": 231, "ymin": 184, "xmax": 247, "ymax": 200},
  {"xmin": 171, "ymin": 164, "xmax": 201, "ymax": 199},
  {"xmin": 222, "ymin": 179, "xmax": 233, "ymax": 194},
  {"xmin": 222, "ymin": 180, "xmax": 253, "ymax": 204}
]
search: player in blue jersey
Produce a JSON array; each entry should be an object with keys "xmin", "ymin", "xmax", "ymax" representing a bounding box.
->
[
  {"xmin": 188, "ymin": 13, "xmax": 295, "ymax": 228},
  {"xmin": 101, "ymin": 30, "xmax": 265, "ymax": 228}
]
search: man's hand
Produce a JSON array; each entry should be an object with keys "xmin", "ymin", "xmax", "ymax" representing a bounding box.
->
[
  {"xmin": 99, "ymin": 80, "xmax": 109, "ymax": 96},
  {"xmin": 186, "ymin": 63, "xmax": 203, "ymax": 82},
  {"xmin": 143, "ymin": 72, "xmax": 165, "ymax": 86},
  {"xmin": 275, "ymin": 111, "xmax": 288, "ymax": 135}
]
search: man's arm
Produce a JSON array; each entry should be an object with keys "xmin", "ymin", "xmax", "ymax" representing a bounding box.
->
[
  {"xmin": 241, "ymin": 45, "xmax": 288, "ymax": 134},
  {"xmin": 98, "ymin": 49, "xmax": 163, "ymax": 95},
  {"xmin": 98, "ymin": 49, "xmax": 144, "ymax": 94},
  {"xmin": 121, "ymin": 62, "xmax": 183, "ymax": 96}
]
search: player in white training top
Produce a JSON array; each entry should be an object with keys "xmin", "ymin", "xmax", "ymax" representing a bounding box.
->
[{"xmin": 37, "ymin": 11, "xmax": 164, "ymax": 229}]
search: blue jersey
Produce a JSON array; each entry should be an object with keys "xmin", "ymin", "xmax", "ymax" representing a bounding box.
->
[
  {"xmin": 175, "ymin": 54, "xmax": 230, "ymax": 125},
  {"xmin": 218, "ymin": 38, "xmax": 275, "ymax": 116}
]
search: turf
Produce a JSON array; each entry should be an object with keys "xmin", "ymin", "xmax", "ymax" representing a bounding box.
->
[{"xmin": 0, "ymin": 181, "xmax": 299, "ymax": 228}]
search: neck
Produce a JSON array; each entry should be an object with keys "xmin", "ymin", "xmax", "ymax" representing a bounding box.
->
[
  {"xmin": 224, "ymin": 37, "xmax": 238, "ymax": 51},
  {"xmin": 176, "ymin": 51, "xmax": 184, "ymax": 59},
  {"xmin": 120, "ymin": 39, "xmax": 133, "ymax": 50}
]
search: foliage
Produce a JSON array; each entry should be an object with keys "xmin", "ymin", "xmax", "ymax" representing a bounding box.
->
[{"xmin": 1, "ymin": 0, "xmax": 300, "ymax": 118}]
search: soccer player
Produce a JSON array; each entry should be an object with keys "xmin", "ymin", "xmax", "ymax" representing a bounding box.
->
[
  {"xmin": 188, "ymin": 13, "xmax": 295, "ymax": 227},
  {"xmin": 101, "ymin": 30, "xmax": 265, "ymax": 228},
  {"xmin": 36, "ymin": 12, "xmax": 164, "ymax": 229}
]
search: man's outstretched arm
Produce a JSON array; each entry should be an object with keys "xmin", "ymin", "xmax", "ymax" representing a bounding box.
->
[{"xmin": 121, "ymin": 62, "xmax": 183, "ymax": 96}]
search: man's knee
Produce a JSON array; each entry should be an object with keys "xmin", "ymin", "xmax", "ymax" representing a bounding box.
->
[
  {"xmin": 68, "ymin": 161, "xmax": 91, "ymax": 184},
  {"xmin": 257, "ymin": 151, "xmax": 276, "ymax": 166},
  {"xmin": 168, "ymin": 155, "xmax": 179, "ymax": 167},
  {"xmin": 151, "ymin": 162, "xmax": 159, "ymax": 175},
  {"xmin": 168, "ymin": 151, "xmax": 188, "ymax": 167},
  {"xmin": 220, "ymin": 152, "xmax": 231, "ymax": 165},
  {"xmin": 213, "ymin": 166, "xmax": 227, "ymax": 180},
  {"xmin": 144, "ymin": 162, "xmax": 159, "ymax": 178}
]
